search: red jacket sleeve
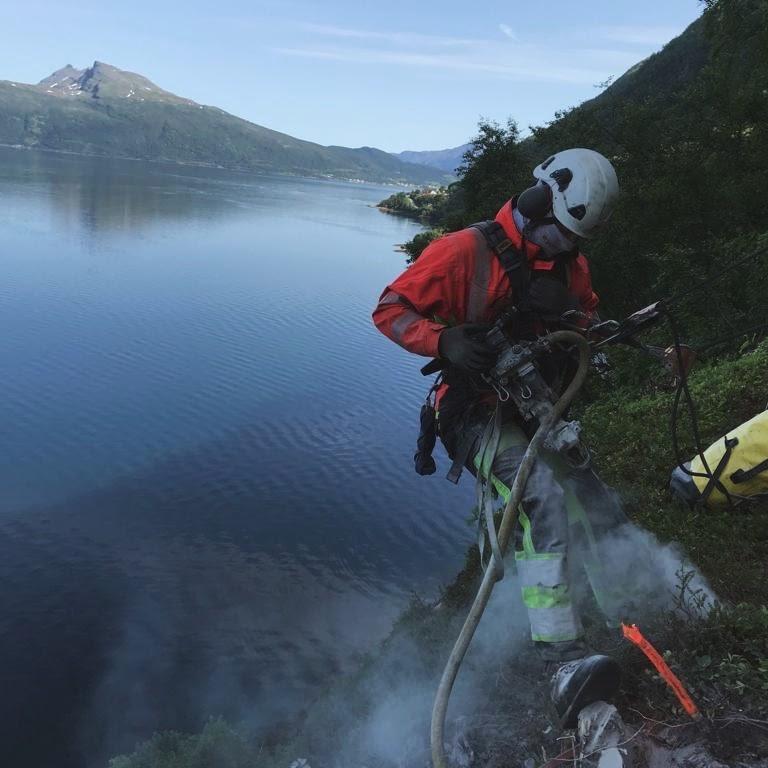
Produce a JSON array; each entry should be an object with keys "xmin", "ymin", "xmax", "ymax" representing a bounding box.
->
[
  {"xmin": 576, "ymin": 254, "xmax": 599, "ymax": 317},
  {"xmin": 372, "ymin": 231, "xmax": 474, "ymax": 358}
]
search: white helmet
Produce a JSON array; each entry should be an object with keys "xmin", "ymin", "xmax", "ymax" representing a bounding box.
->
[{"xmin": 532, "ymin": 148, "xmax": 619, "ymax": 239}]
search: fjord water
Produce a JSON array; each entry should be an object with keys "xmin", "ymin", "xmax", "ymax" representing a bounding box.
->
[{"xmin": 0, "ymin": 148, "xmax": 475, "ymax": 767}]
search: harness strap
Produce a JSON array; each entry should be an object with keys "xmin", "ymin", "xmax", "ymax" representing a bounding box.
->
[
  {"xmin": 469, "ymin": 220, "xmax": 530, "ymax": 307},
  {"xmin": 475, "ymin": 405, "xmax": 505, "ymax": 581},
  {"xmin": 443, "ymin": 221, "xmax": 530, "ymax": 484},
  {"xmin": 446, "ymin": 434, "xmax": 475, "ymax": 484}
]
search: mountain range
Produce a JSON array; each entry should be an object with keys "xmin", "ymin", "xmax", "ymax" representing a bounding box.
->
[
  {"xmin": 393, "ymin": 144, "xmax": 471, "ymax": 174},
  {"xmin": 0, "ymin": 62, "xmax": 449, "ymax": 184}
]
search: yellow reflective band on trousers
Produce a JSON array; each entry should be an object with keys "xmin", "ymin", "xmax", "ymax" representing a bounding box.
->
[
  {"xmin": 472, "ymin": 425, "xmax": 581, "ymax": 643},
  {"xmin": 521, "ymin": 583, "xmax": 570, "ymax": 608},
  {"xmin": 516, "ymin": 551, "xmax": 582, "ymax": 643}
]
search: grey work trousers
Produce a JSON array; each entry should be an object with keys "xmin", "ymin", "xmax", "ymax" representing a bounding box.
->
[{"xmin": 450, "ymin": 407, "xmax": 631, "ymax": 662}]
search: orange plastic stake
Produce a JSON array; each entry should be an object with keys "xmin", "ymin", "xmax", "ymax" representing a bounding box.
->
[{"xmin": 621, "ymin": 622, "xmax": 701, "ymax": 720}]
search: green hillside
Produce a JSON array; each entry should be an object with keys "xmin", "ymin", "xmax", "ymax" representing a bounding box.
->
[
  {"xmin": 405, "ymin": 0, "xmax": 768, "ymax": 345},
  {"xmin": 0, "ymin": 63, "xmax": 446, "ymax": 184}
]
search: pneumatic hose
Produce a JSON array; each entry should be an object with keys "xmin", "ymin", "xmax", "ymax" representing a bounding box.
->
[{"xmin": 430, "ymin": 331, "xmax": 591, "ymax": 768}]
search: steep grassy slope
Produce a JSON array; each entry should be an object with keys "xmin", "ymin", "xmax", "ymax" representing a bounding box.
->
[{"xmin": 405, "ymin": 1, "xmax": 768, "ymax": 341}]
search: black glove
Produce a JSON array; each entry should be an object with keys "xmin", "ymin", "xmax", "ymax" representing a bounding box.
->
[
  {"xmin": 528, "ymin": 276, "xmax": 580, "ymax": 322},
  {"xmin": 438, "ymin": 323, "xmax": 497, "ymax": 372}
]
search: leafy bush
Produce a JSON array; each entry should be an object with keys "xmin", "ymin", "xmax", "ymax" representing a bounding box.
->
[
  {"xmin": 402, "ymin": 229, "xmax": 444, "ymax": 263},
  {"xmin": 618, "ymin": 597, "xmax": 768, "ymax": 723},
  {"xmin": 377, "ymin": 187, "xmax": 450, "ymax": 224}
]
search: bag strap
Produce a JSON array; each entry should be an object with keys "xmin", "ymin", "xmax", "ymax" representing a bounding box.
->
[
  {"xmin": 731, "ymin": 457, "xmax": 768, "ymax": 484},
  {"xmin": 700, "ymin": 436, "xmax": 738, "ymax": 505}
]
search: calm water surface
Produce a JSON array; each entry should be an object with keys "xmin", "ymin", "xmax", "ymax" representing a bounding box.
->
[{"xmin": 0, "ymin": 148, "xmax": 475, "ymax": 767}]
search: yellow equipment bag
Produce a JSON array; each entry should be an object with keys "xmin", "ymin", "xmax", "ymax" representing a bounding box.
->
[{"xmin": 670, "ymin": 410, "xmax": 768, "ymax": 507}]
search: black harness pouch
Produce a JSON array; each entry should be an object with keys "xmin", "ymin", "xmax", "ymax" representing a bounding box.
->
[{"xmin": 414, "ymin": 400, "xmax": 438, "ymax": 475}]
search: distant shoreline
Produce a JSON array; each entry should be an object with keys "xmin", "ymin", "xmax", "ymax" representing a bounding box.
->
[
  {"xmin": 373, "ymin": 204, "xmax": 422, "ymax": 220},
  {"xmin": 0, "ymin": 143, "xmax": 415, "ymax": 189}
]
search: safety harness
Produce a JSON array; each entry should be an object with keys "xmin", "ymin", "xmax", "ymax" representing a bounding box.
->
[
  {"xmin": 442, "ymin": 221, "xmax": 536, "ymax": 579},
  {"xmin": 469, "ymin": 219, "xmax": 531, "ymax": 309},
  {"xmin": 442, "ymin": 220, "xmax": 531, "ymax": 485}
]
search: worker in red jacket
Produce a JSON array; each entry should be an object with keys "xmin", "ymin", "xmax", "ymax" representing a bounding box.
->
[{"xmin": 373, "ymin": 149, "xmax": 628, "ymax": 728}]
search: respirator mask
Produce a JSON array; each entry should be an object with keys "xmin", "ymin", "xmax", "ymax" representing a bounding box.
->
[{"xmin": 515, "ymin": 181, "xmax": 579, "ymax": 258}]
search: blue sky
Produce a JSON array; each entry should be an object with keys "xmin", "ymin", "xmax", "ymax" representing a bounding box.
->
[{"xmin": 2, "ymin": 0, "xmax": 704, "ymax": 152}]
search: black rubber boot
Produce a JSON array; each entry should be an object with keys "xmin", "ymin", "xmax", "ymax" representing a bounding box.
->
[{"xmin": 549, "ymin": 654, "xmax": 622, "ymax": 729}]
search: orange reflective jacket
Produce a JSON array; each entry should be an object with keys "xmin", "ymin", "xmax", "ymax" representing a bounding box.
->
[{"xmin": 372, "ymin": 200, "xmax": 599, "ymax": 405}]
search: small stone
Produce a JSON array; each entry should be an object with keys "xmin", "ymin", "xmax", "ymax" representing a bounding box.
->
[{"xmin": 577, "ymin": 702, "xmax": 630, "ymax": 767}]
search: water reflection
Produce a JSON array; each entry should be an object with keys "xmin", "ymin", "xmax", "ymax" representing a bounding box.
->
[
  {"xmin": 0, "ymin": 147, "xmax": 349, "ymax": 237},
  {"xmin": 2, "ymin": 416, "xmax": 428, "ymax": 766},
  {"xmin": 0, "ymin": 147, "xmax": 474, "ymax": 767}
]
